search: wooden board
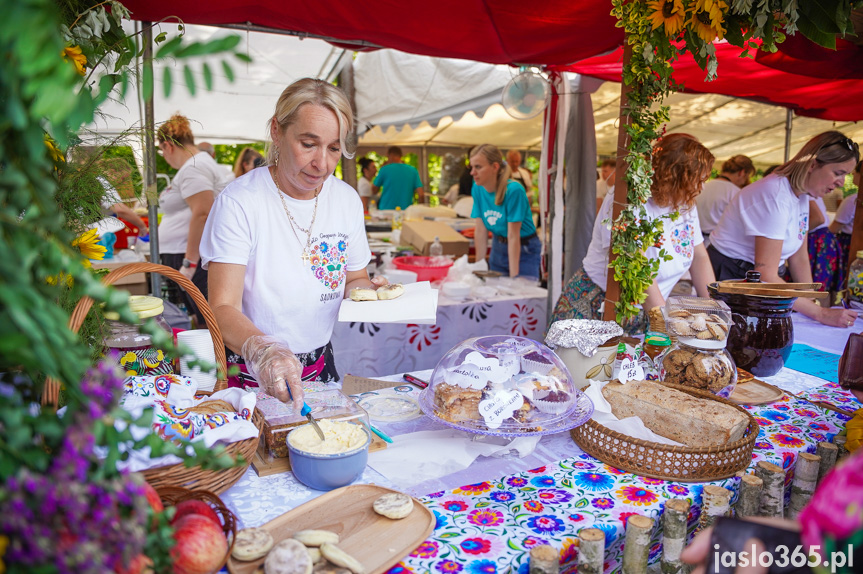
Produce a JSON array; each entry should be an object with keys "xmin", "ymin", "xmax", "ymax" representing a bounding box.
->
[
  {"xmin": 252, "ymin": 434, "xmax": 388, "ymax": 477},
  {"xmin": 728, "ymin": 379, "xmax": 785, "ymax": 405},
  {"xmin": 226, "ymin": 484, "xmax": 435, "ymax": 574},
  {"xmin": 716, "ymin": 283, "xmax": 829, "ymax": 299},
  {"xmin": 723, "ymin": 280, "xmax": 822, "ymax": 290}
]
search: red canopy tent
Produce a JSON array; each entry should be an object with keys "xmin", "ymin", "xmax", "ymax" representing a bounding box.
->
[
  {"xmin": 121, "ymin": 0, "xmax": 622, "ymax": 66},
  {"xmin": 559, "ymin": 39, "xmax": 863, "ymax": 122}
]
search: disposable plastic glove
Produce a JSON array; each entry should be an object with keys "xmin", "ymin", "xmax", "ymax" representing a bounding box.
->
[{"xmin": 241, "ymin": 335, "xmax": 304, "ymax": 411}]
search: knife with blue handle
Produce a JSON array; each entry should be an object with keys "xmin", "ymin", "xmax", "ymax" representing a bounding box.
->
[{"xmin": 285, "ymin": 381, "xmax": 325, "ymax": 440}]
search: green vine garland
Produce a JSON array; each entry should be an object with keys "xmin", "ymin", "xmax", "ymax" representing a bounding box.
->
[{"xmin": 607, "ymin": 0, "xmax": 860, "ymax": 322}]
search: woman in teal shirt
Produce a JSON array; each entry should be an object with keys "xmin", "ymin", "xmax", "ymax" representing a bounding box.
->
[{"xmin": 470, "ymin": 144, "xmax": 541, "ymax": 279}]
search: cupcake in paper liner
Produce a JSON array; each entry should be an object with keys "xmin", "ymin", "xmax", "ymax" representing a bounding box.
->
[
  {"xmin": 521, "ymin": 351, "xmax": 554, "ymax": 375},
  {"xmin": 531, "ymin": 389, "xmax": 574, "ymax": 415}
]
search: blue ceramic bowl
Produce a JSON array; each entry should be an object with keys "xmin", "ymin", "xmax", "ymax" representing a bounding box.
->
[{"xmin": 287, "ymin": 424, "xmax": 371, "ymax": 491}]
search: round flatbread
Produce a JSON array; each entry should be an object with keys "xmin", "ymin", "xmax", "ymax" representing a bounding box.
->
[
  {"xmin": 319, "ymin": 543, "xmax": 365, "ymax": 574},
  {"xmin": 293, "ymin": 529, "xmax": 339, "ymax": 547},
  {"xmin": 372, "ymin": 492, "xmax": 414, "ymax": 520},
  {"xmin": 232, "ymin": 527, "xmax": 274, "ymax": 562},
  {"xmin": 265, "ymin": 539, "xmax": 312, "ymax": 574}
]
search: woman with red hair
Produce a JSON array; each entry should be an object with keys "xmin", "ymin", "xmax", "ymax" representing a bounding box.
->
[{"xmin": 553, "ymin": 133, "xmax": 717, "ymax": 331}]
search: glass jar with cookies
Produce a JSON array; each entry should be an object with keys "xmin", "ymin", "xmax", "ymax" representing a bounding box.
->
[{"xmin": 659, "ymin": 296, "xmax": 737, "ymax": 398}]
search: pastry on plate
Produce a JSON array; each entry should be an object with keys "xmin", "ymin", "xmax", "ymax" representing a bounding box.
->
[
  {"xmin": 376, "ymin": 283, "xmax": 405, "ymax": 300},
  {"xmin": 349, "ymin": 287, "xmax": 377, "ymax": 302}
]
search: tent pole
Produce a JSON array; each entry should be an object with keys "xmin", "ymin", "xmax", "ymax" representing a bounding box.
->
[
  {"xmin": 784, "ymin": 108, "xmax": 793, "ymax": 162},
  {"xmin": 339, "ymin": 61, "xmax": 358, "ymax": 190},
  {"xmin": 142, "ymin": 23, "xmax": 161, "ymax": 296},
  {"xmin": 602, "ymin": 43, "xmax": 633, "ymax": 322}
]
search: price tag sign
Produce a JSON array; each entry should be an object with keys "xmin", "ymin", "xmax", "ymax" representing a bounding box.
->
[{"xmin": 617, "ymin": 357, "xmax": 644, "ymax": 384}]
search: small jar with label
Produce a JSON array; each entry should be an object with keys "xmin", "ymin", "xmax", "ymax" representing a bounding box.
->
[
  {"xmin": 641, "ymin": 331, "xmax": 672, "ymax": 380},
  {"xmin": 104, "ymin": 295, "xmax": 174, "ymax": 376}
]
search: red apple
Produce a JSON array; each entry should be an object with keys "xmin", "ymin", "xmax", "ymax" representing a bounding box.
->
[
  {"xmin": 142, "ymin": 482, "xmax": 164, "ymax": 514},
  {"xmin": 170, "ymin": 514, "xmax": 228, "ymax": 574},
  {"xmin": 115, "ymin": 554, "xmax": 154, "ymax": 574},
  {"xmin": 170, "ymin": 499, "xmax": 221, "ymax": 528}
]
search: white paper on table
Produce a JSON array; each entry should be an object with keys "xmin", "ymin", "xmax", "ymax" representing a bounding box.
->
[
  {"xmin": 367, "ymin": 430, "xmax": 527, "ymax": 489},
  {"xmin": 338, "ymin": 281, "xmax": 438, "ymax": 324},
  {"xmin": 584, "ymin": 380, "xmax": 683, "ymax": 446}
]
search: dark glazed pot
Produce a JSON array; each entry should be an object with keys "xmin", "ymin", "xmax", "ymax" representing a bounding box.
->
[{"xmin": 708, "ymin": 282, "xmax": 796, "ymax": 377}]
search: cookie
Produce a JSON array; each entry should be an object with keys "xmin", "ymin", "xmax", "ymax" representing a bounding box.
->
[
  {"xmin": 265, "ymin": 539, "xmax": 312, "ymax": 574},
  {"xmin": 293, "ymin": 530, "xmax": 340, "ymax": 547},
  {"xmin": 320, "ymin": 543, "xmax": 365, "ymax": 574},
  {"xmin": 232, "ymin": 527, "xmax": 275, "ymax": 561},
  {"xmin": 373, "ymin": 492, "xmax": 414, "ymax": 519}
]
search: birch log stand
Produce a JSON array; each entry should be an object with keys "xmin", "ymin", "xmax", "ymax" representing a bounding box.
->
[
  {"xmin": 622, "ymin": 515, "xmax": 654, "ymax": 574},
  {"xmin": 661, "ymin": 498, "xmax": 690, "ymax": 574},
  {"xmin": 755, "ymin": 461, "xmax": 786, "ymax": 518},
  {"xmin": 788, "ymin": 452, "xmax": 820, "ymax": 519},
  {"xmin": 577, "ymin": 528, "xmax": 606, "ymax": 574},
  {"xmin": 816, "ymin": 441, "xmax": 838, "ymax": 484},
  {"xmin": 734, "ymin": 474, "xmax": 763, "ymax": 518}
]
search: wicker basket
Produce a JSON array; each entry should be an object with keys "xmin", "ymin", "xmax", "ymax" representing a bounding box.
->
[
  {"xmin": 570, "ymin": 382, "xmax": 758, "ymax": 482},
  {"xmin": 43, "ymin": 262, "xmax": 262, "ymax": 494},
  {"xmin": 157, "ymin": 486, "xmax": 237, "ymax": 570}
]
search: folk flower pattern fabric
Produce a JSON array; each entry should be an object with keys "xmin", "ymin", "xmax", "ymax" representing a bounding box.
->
[
  {"xmin": 796, "ymin": 382, "xmax": 860, "ymax": 427},
  {"xmin": 331, "ymin": 292, "xmax": 547, "ymax": 377},
  {"xmin": 385, "ymin": 399, "xmax": 843, "ymax": 574}
]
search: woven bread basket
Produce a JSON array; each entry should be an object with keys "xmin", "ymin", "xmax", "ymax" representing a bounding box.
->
[
  {"xmin": 157, "ymin": 486, "xmax": 238, "ymax": 570},
  {"xmin": 570, "ymin": 381, "xmax": 757, "ymax": 482},
  {"xmin": 43, "ymin": 262, "xmax": 262, "ymax": 494}
]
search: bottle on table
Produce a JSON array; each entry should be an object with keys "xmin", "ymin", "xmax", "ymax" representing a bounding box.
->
[
  {"xmin": 391, "ymin": 206, "xmax": 403, "ymax": 231},
  {"xmin": 429, "ymin": 236, "xmax": 443, "ymax": 257},
  {"xmin": 848, "ymin": 250, "xmax": 863, "ymax": 310}
]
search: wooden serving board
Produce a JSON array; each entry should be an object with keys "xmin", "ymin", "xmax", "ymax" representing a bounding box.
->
[
  {"xmin": 226, "ymin": 484, "xmax": 435, "ymax": 574},
  {"xmin": 252, "ymin": 434, "xmax": 388, "ymax": 477},
  {"xmin": 716, "ymin": 283, "xmax": 829, "ymax": 299},
  {"xmin": 728, "ymin": 379, "xmax": 785, "ymax": 405}
]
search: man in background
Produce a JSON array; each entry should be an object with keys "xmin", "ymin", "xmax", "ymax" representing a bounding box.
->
[
  {"xmin": 596, "ymin": 158, "xmax": 616, "ymax": 213},
  {"xmin": 198, "ymin": 141, "xmax": 216, "ymax": 159},
  {"xmin": 373, "ymin": 146, "xmax": 424, "ymax": 210}
]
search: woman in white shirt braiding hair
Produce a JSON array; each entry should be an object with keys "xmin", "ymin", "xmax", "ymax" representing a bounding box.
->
[{"xmin": 708, "ymin": 130, "xmax": 859, "ymax": 328}]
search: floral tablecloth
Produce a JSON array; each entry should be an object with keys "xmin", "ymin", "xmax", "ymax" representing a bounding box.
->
[
  {"xmin": 380, "ymin": 394, "xmax": 843, "ymax": 574},
  {"xmin": 330, "ymin": 288, "xmax": 548, "ymax": 378},
  {"xmin": 796, "ymin": 381, "xmax": 860, "ymax": 427}
]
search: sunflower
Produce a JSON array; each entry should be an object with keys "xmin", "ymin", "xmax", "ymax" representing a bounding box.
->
[
  {"xmin": 61, "ymin": 45, "xmax": 87, "ymax": 75},
  {"xmin": 71, "ymin": 228, "xmax": 107, "ymax": 261},
  {"xmin": 696, "ymin": 0, "xmax": 728, "ymax": 27},
  {"xmin": 689, "ymin": 2, "xmax": 726, "ymax": 42},
  {"xmin": 647, "ymin": 0, "xmax": 686, "ymax": 37},
  {"xmin": 44, "ymin": 135, "xmax": 65, "ymax": 164}
]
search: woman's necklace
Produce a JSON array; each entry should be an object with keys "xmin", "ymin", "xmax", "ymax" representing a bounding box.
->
[{"xmin": 271, "ymin": 168, "xmax": 320, "ymax": 265}]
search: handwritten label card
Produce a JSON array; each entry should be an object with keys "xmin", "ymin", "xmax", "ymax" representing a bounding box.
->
[
  {"xmin": 478, "ymin": 390, "xmax": 524, "ymax": 429},
  {"xmin": 446, "ymin": 363, "xmax": 487, "ymax": 389},
  {"xmin": 617, "ymin": 357, "xmax": 644, "ymax": 384}
]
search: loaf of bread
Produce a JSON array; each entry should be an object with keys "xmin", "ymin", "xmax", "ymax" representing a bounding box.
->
[
  {"xmin": 601, "ymin": 380, "xmax": 748, "ymax": 447},
  {"xmin": 349, "ymin": 287, "xmax": 377, "ymax": 302}
]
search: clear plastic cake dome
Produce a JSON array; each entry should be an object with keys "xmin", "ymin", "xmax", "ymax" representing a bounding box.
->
[{"xmin": 418, "ymin": 336, "xmax": 594, "ymax": 437}]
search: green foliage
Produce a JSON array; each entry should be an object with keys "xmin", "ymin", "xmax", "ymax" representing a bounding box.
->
[
  {"xmin": 428, "ymin": 153, "xmax": 442, "ymax": 195},
  {"xmin": 0, "ymin": 2, "xmax": 250, "ymax": 570},
  {"xmin": 213, "ymin": 142, "xmax": 266, "ymax": 169}
]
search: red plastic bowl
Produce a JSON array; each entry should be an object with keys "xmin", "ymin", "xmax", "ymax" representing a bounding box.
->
[{"xmin": 392, "ymin": 256, "xmax": 453, "ymax": 282}]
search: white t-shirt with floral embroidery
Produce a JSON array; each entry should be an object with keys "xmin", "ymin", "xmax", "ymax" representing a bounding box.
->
[
  {"xmin": 710, "ymin": 174, "xmax": 809, "ymax": 265},
  {"xmin": 583, "ymin": 192, "xmax": 703, "ymax": 299},
  {"xmin": 200, "ymin": 167, "xmax": 371, "ymax": 354}
]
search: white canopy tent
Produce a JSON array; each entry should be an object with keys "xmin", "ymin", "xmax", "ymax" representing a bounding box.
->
[
  {"xmin": 88, "ymin": 26, "xmax": 862, "ymax": 167},
  {"xmin": 87, "ymin": 25, "xmax": 346, "ymax": 145}
]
